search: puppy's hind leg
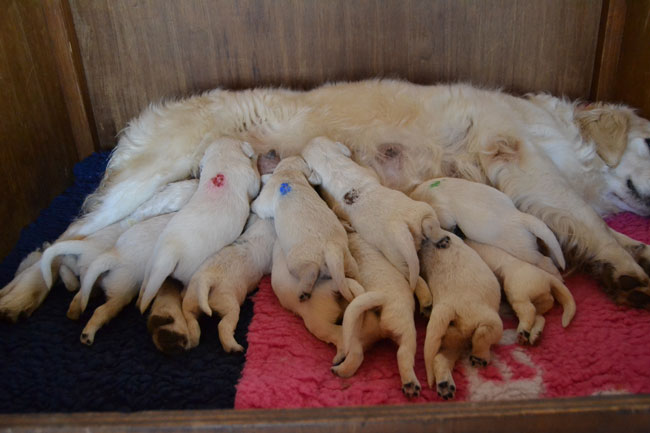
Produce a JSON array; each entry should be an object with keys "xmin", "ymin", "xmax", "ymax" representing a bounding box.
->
[
  {"xmin": 210, "ymin": 292, "xmax": 244, "ymax": 353},
  {"xmin": 148, "ymin": 279, "xmax": 189, "ymax": 354},
  {"xmin": 469, "ymin": 312, "xmax": 503, "ymax": 367},
  {"xmin": 433, "ymin": 332, "xmax": 463, "ymax": 400},
  {"xmin": 395, "ymin": 324, "xmax": 421, "ymax": 398},
  {"xmin": 289, "ymin": 261, "xmax": 319, "ymax": 302},
  {"xmin": 80, "ymin": 289, "xmax": 136, "ymax": 345}
]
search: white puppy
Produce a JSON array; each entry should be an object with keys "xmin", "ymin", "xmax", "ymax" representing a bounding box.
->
[
  {"xmin": 420, "ymin": 232, "xmax": 503, "ymax": 400},
  {"xmin": 410, "ymin": 177, "xmax": 565, "ymax": 277},
  {"xmin": 182, "ymin": 215, "xmax": 275, "ymax": 352},
  {"xmin": 71, "ymin": 213, "xmax": 174, "ymax": 345},
  {"xmin": 270, "ymin": 241, "xmax": 375, "ymax": 362},
  {"xmin": 331, "ymin": 232, "xmax": 428, "ymax": 398},
  {"xmin": 467, "ymin": 240, "xmax": 576, "ymax": 345},
  {"xmin": 251, "ymin": 156, "xmax": 359, "ymax": 301},
  {"xmin": 138, "ymin": 137, "xmax": 259, "ymax": 312},
  {"xmin": 301, "ymin": 136, "xmax": 448, "ymax": 290}
]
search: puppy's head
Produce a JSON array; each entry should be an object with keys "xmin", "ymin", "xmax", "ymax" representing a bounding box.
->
[
  {"xmin": 577, "ymin": 104, "xmax": 650, "ymax": 215},
  {"xmin": 302, "ymin": 136, "xmax": 351, "ymax": 171}
]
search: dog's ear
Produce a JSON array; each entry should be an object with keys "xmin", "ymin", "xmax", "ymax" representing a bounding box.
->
[
  {"xmin": 307, "ymin": 169, "xmax": 322, "ymax": 185},
  {"xmin": 575, "ymin": 106, "xmax": 629, "ymax": 167},
  {"xmin": 241, "ymin": 141, "xmax": 256, "ymax": 159},
  {"xmin": 335, "ymin": 141, "xmax": 352, "ymax": 157}
]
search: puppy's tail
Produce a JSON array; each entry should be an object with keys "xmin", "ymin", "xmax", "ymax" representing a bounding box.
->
[
  {"xmin": 393, "ymin": 223, "xmax": 420, "ymax": 290},
  {"xmin": 79, "ymin": 252, "xmax": 120, "ymax": 312},
  {"xmin": 324, "ymin": 243, "xmax": 351, "ymax": 301},
  {"xmin": 522, "ymin": 214, "xmax": 566, "ymax": 270},
  {"xmin": 549, "ymin": 276, "xmax": 576, "ymax": 327},
  {"xmin": 424, "ymin": 303, "xmax": 455, "ymax": 388},
  {"xmin": 40, "ymin": 240, "xmax": 91, "ymax": 288},
  {"xmin": 341, "ymin": 292, "xmax": 385, "ymax": 355},
  {"xmin": 139, "ymin": 249, "xmax": 179, "ymax": 313}
]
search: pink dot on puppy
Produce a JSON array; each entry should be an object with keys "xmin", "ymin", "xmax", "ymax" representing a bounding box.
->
[{"xmin": 211, "ymin": 173, "xmax": 225, "ymax": 187}]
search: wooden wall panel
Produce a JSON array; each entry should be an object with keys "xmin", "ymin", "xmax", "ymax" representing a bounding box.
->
[
  {"xmin": 613, "ymin": 0, "xmax": 650, "ymax": 118},
  {"xmin": 69, "ymin": 0, "xmax": 603, "ymax": 150},
  {"xmin": 0, "ymin": 0, "xmax": 79, "ymax": 259}
]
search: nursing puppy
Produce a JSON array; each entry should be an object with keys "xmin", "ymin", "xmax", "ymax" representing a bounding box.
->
[
  {"xmin": 71, "ymin": 213, "xmax": 174, "ymax": 345},
  {"xmin": 271, "ymin": 241, "xmax": 374, "ymax": 362},
  {"xmin": 138, "ymin": 137, "xmax": 259, "ymax": 312},
  {"xmin": 420, "ymin": 232, "xmax": 503, "ymax": 400},
  {"xmin": 410, "ymin": 177, "xmax": 565, "ymax": 276},
  {"xmin": 467, "ymin": 240, "xmax": 576, "ymax": 345},
  {"xmin": 331, "ymin": 232, "xmax": 428, "ymax": 398},
  {"xmin": 251, "ymin": 156, "xmax": 358, "ymax": 301},
  {"xmin": 302, "ymin": 136, "xmax": 449, "ymax": 290},
  {"xmin": 182, "ymin": 215, "xmax": 275, "ymax": 352}
]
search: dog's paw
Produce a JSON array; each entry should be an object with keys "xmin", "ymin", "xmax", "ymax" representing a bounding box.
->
[
  {"xmin": 402, "ymin": 381, "xmax": 421, "ymax": 398},
  {"xmin": 80, "ymin": 331, "xmax": 95, "ymax": 346},
  {"xmin": 470, "ymin": 355, "xmax": 488, "ymax": 368},
  {"xmin": 517, "ymin": 329, "xmax": 531, "ymax": 345},
  {"xmin": 436, "ymin": 380, "xmax": 456, "ymax": 400},
  {"xmin": 299, "ymin": 291, "xmax": 312, "ymax": 302},
  {"xmin": 420, "ymin": 304, "xmax": 433, "ymax": 317},
  {"xmin": 152, "ymin": 328, "xmax": 188, "ymax": 354},
  {"xmin": 0, "ymin": 264, "xmax": 49, "ymax": 322},
  {"xmin": 597, "ymin": 261, "xmax": 650, "ymax": 309}
]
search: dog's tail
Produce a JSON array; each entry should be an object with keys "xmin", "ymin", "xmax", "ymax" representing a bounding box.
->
[
  {"xmin": 324, "ymin": 243, "xmax": 351, "ymax": 301},
  {"xmin": 424, "ymin": 303, "xmax": 455, "ymax": 388},
  {"xmin": 40, "ymin": 240, "xmax": 91, "ymax": 288},
  {"xmin": 522, "ymin": 213, "xmax": 566, "ymax": 270},
  {"xmin": 138, "ymin": 249, "xmax": 179, "ymax": 313},
  {"xmin": 549, "ymin": 275, "xmax": 576, "ymax": 327},
  {"xmin": 393, "ymin": 223, "xmax": 420, "ymax": 290},
  {"xmin": 341, "ymin": 291, "xmax": 385, "ymax": 355},
  {"xmin": 79, "ymin": 252, "xmax": 120, "ymax": 312}
]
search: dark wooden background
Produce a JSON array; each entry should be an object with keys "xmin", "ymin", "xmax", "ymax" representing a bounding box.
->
[{"xmin": 69, "ymin": 0, "xmax": 604, "ymax": 150}]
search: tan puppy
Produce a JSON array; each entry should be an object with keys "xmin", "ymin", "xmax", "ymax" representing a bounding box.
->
[
  {"xmin": 420, "ymin": 232, "xmax": 503, "ymax": 400},
  {"xmin": 270, "ymin": 241, "xmax": 375, "ymax": 362},
  {"xmin": 182, "ymin": 215, "xmax": 275, "ymax": 352},
  {"xmin": 332, "ymin": 232, "xmax": 429, "ymax": 398},
  {"xmin": 410, "ymin": 177, "xmax": 565, "ymax": 277},
  {"xmin": 138, "ymin": 137, "xmax": 259, "ymax": 312},
  {"xmin": 467, "ymin": 240, "xmax": 576, "ymax": 345},
  {"xmin": 71, "ymin": 213, "xmax": 174, "ymax": 345},
  {"xmin": 302, "ymin": 136, "xmax": 449, "ymax": 290},
  {"xmin": 251, "ymin": 156, "xmax": 358, "ymax": 301},
  {"xmin": 147, "ymin": 278, "xmax": 190, "ymax": 354}
]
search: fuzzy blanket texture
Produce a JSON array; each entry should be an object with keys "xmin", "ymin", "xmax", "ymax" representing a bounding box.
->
[{"xmin": 1, "ymin": 152, "xmax": 649, "ymax": 412}]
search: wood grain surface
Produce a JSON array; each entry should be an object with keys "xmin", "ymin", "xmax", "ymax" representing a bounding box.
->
[
  {"xmin": 69, "ymin": 0, "xmax": 603, "ymax": 149},
  {"xmin": 0, "ymin": 0, "xmax": 78, "ymax": 259}
]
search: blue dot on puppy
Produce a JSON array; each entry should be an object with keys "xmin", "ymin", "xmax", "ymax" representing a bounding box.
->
[{"xmin": 280, "ymin": 182, "xmax": 291, "ymax": 195}]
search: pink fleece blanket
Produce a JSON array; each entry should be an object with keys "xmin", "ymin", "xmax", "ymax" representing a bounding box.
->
[{"xmin": 235, "ymin": 213, "xmax": 650, "ymax": 408}]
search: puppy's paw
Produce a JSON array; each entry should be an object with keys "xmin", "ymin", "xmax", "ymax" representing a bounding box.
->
[
  {"xmin": 0, "ymin": 264, "xmax": 49, "ymax": 322},
  {"xmin": 223, "ymin": 341, "xmax": 244, "ymax": 353},
  {"xmin": 469, "ymin": 355, "xmax": 488, "ymax": 368},
  {"xmin": 435, "ymin": 236, "xmax": 451, "ymax": 249},
  {"xmin": 420, "ymin": 304, "xmax": 432, "ymax": 317},
  {"xmin": 436, "ymin": 380, "xmax": 456, "ymax": 400},
  {"xmin": 402, "ymin": 381, "xmax": 421, "ymax": 398},
  {"xmin": 80, "ymin": 331, "xmax": 95, "ymax": 346},
  {"xmin": 152, "ymin": 328, "xmax": 188, "ymax": 354},
  {"xmin": 299, "ymin": 291, "xmax": 312, "ymax": 302}
]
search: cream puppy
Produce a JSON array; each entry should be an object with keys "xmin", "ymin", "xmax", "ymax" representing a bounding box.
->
[
  {"xmin": 251, "ymin": 156, "xmax": 358, "ymax": 301},
  {"xmin": 182, "ymin": 215, "xmax": 275, "ymax": 352},
  {"xmin": 467, "ymin": 240, "xmax": 576, "ymax": 345},
  {"xmin": 301, "ymin": 136, "xmax": 449, "ymax": 290},
  {"xmin": 420, "ymin": 232, "xmax": 503, "ymax": 400},
  {"xmin": 271, "ymin": 241, "xmax": 374, "ymax": 362},
  {"xmin": 331, "ymin": 232, "xmax": 428, "ymax": 398},
  {"xmin": 410, "ymin": 177, "xmax": 565, "ymax": 277},
  {"xmin": 71, "ymin": 213, "xmax": 174, "ymax": 345},
  {"xmin": 138, "ymin": 137, "xmax": 259, "ymax": 312}
]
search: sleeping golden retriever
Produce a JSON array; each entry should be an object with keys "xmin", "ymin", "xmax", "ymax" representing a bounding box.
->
[{"xmin": 3, "ymin": 79, "xmax": 650, "ymax": 319}]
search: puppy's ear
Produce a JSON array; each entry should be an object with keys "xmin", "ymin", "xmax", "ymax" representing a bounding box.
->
[
  {"xmin": 575, "ymin": 106, "xmax": 629, "ymax": 167},
  {"xmin": 335, "ymin": 141, "xmax": 352, "ymax": 157},
  {"xmin": 241, "ymin": 141, "xmax": 256, "ymax": 159},
  {"xmin": 308, "ymin": 169, "xmax": 322, "ymax": 185}
]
